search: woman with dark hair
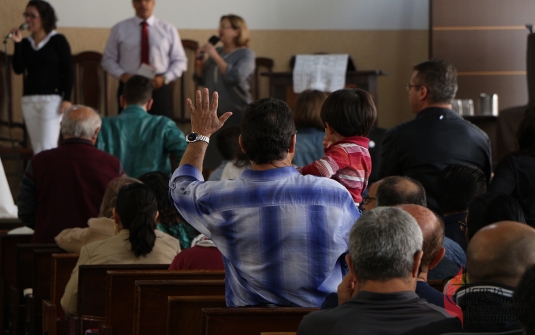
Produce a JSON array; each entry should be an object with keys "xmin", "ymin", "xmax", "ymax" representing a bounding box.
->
[
  {"xmin": 464, "ymin": 192, "xmax": 526, "ymax": 242},
  {"xmin": 138, "ymin": 171, "xmax": 199, "ymax": 249},
  {"xmin": 10, "ymin": 0, "xmax": 73, "ymax": 154},
  {"xmin": 489, "ymin": 109, "xmax": 535, "ymax": 227},
  {"xmin": 292, "ymin": 90, "xmax": 328, "ymax": 166},
  {"xmin": 60, "ymin": 183, "xmax": 180, "ymax": 315}
]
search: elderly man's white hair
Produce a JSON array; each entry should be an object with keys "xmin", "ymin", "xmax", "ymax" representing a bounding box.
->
[
  {"xmin": 60, "ymin": 105, "xmax": 102, "ymax": 140},
  {"xmin": 349, "ymin": 206, "xmax": 423, "ymax": 282}
]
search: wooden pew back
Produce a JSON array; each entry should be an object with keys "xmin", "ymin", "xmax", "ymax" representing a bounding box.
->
[
  {"xmin": 201, "ymin": 307, "xmax": 318, "ymax": 335},
  {"xmin": 133, "ymin": 279, "xmax": 226, "ymax": 335},
  {"xmin": 167, "ymin": 296, "xmax": 226, "ymax": 335},
  {"xmin": 103, "ymin": 270, "xmax": 224, "ymax": 335},
  {"xmin": 0, "ymin": 234, "xmax": 32, "ymax": 330}
]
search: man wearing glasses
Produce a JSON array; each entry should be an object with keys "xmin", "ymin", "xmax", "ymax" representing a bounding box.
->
[{"xmin": 378, "ymin": 59, "xmax": 491, "ymax": 216}]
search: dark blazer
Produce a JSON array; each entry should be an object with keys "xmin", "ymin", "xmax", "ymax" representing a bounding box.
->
[
  {"xmin": 378, "ymin": 107, "xmax": 491, "ymax": 214},
  {"xmin": 17, "ymin": 138, "xmax": 123, "ymax": 243}
]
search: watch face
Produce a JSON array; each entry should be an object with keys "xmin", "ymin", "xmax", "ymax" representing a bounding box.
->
[{"xmin": 187, "ymin": 133, "xmax": 197, "ymax": 142}]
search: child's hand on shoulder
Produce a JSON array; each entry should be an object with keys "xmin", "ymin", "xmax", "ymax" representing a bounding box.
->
[{"xmin": 323, "ymin": 135, "xmax": 333, "ymax": 150}]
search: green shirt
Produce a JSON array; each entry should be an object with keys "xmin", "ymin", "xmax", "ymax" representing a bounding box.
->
[{"xmin": 96, "ymin": 105, "xmax": 186, "ymax": 178}]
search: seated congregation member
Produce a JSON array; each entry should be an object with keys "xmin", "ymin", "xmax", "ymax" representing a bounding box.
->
[
  {"xmin": 61, "ymin": 183, "xmax": 180, "ymax": 315},
  {"xmin": 96, "ymin": 75, "xmax": 187, "ymax": 178},
  {"xmin": 409, "ymin": 221, "xmax": 535, "ymax": 334},
  {"xmin": 489, "ymin": 109, "xmax": 535, "ymax": 227},
  {"xmin": 168, "ymin": 234, "xmax": 224, "ymax": 270},
  {"xmin": 55, "ymin": 176, "xmax": 140, "ymax": 252},
  {"xmin": 514, "ymin": 264, "xmax": 535, "ymax": 335},
  {"xmin": 297, "ymin": 207, "xmax": 460, "ymax": 335},
  {"xmin": 208, "ymin": 125, "xmax": 241, "ymax": 181},
  {"xmin": 138, "ymin": 171, "xmax": 199, "ymax": 249},
  {"xmin": 321, "ymin": 204, "xmax": 455, "ymax": 309},
  {"xmin": 375, "ymin": 176, "xmax": 466, "ymax": 273},
  {"xmin": 299, "ymin": 88, "xmax": 376, "ymax": 203},
  {"xmin": 17, "ymin": 106, "xmax": 123, "ymax": 243},
  {"xmin": 436, "ymin": 163, "xmax": 487, "ymax": 251},
  {"xmin": 445, "ymin": 192, "xmax": 527, "ymax": 296},
  {"xmin": 292, "ymin": 89, "xmax": 328, "ymax": 167},
  {"xmin": 379, "ymin": 59, "xmax": 491, "ymax": 215},
  {"xmin": 170, "ymin": 89, "xmax": 360, "ymax": 307}
]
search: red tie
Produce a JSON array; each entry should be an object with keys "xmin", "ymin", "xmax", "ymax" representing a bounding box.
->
[{"xmin": 140, "ymin": 21, "xmax": 149, "ymax": 65}]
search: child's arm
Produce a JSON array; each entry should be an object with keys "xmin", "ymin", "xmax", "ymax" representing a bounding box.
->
[{"xmin": 299, "ymin": 145, "xmax": 350, "ymax": 177}]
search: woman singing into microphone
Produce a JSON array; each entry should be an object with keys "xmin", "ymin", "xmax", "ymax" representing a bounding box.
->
[
  {"xmin": 10, "ymin": 0, "xmax": 73, "ymax": 154},
  {"xmin": 194, "ymin": 14, "xmax": 255, "ymax": 125}
]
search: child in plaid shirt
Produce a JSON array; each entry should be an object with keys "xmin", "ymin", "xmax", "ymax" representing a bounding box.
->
[{"xmin": 299, "ymin": 88, "xmax": 377, "ymax": 203}]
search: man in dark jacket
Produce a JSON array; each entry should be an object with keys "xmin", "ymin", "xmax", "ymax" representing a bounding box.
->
[
  {"xmin": 18, "ymin": 106, "xmax": 123, "ymax": 243},
  {"xmin": 379, "ymin": 59, "xmax": 491, "ymax": 215}
]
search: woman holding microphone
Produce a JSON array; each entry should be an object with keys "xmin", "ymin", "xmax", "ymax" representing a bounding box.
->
[{"xmin": 10, "ymin": 0, "xmax": 73, "ymax": 154}]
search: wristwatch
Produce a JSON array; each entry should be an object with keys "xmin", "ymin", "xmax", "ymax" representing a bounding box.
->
[{"xmin": 186, "ymin": 132, "xmax": 210, "ymax": 144}]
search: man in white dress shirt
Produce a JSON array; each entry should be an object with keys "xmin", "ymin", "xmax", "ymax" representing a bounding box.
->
[{"xmin": 101, "ymin": 0, "xmax": 187, "ymax": 117}]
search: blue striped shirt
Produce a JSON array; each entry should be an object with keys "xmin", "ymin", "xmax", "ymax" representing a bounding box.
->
[{"xmin": 170, "ymin": 164, "xmax": 360, "ymax": 307}]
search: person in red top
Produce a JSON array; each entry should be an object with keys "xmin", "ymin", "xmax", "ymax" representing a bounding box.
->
[
  {"xmin": 299, "ymin": 88, "xmax": 377, "ymax": 203},
  {"xmin": 168, "ymin": 234, "xmax": 224, "ymax": 270}
]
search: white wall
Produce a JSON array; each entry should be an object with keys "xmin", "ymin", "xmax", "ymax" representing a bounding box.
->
[{"xmin": 50, "ymin": 0, "xmax": 429, "ymax": 30}]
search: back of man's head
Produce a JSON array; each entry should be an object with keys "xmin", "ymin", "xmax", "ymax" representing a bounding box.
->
[
  {"xmin": 397, "ymin": 204, "xmax": 444, "ymax": 269},
  {"xmin": 61, "ymin": 105, "xmax": 101, "ymax": 141},
  {"xmin": 349, "ymin": 207, "xmax": 423, "ymax": 283},
  {"xmin": 123, "ymin": 75, "xmax": 154, "ymax": 106},
  {"xmin": 376, "ymin": 176, "xmax": 427, "ymax": 207},
  {"xmin": 319, "ymin": 88, "xmax": 377, "ymax": 137},
  {"xmin": 466, "ymin": 192, "xmax": 526, "ymax": 241},
  {"xmin": 436, "ymin": 164, "xmax": 487, "ymax": 215},
  {"xmin": 467, "ymin": 221, "xmax": 535, "ymax": 287},
  {"xmin": 413, "ymin": 59, "xmax": 458, "ymax": 105},
  {"xmin": 241, "ymin": 97, "xmax": 296, "ymax": 165}
]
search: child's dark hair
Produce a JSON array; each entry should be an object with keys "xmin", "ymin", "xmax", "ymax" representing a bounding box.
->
[
  {"xmin": 320, "ymin": 88, "xmax": 377, "ymax": 137},
  {"xmin": 115, "ymin": 183, "xmax": 157, "ymax": 258}
]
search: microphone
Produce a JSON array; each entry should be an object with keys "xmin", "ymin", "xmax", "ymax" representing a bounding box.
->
[
  {"xmin": 3, "ymin": 23, "xmax": 29, "ymax": 43},
  {"xmin": 196, "ymin": 35, "xmax": 220, "ymax": 60}
]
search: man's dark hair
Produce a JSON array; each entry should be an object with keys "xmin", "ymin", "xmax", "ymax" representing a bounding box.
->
[
  {"xmin": 241, "ymin": 98, "xmax": 296, "ymax": 165},
  {"xmin": 436, "ymin": 164, "xmax": 487, "ymax": 214},
  {"xmin": 27, "ymin": 1, "xmax": 57, "ymax": 34},
  {"xmin": 215, "ymin": 126, "xmax": 241, "ymax": 161},
  {"xmin": 376, "ymin": 176, "xmax": 427, "ymax": 207},
  {"xmin": 123, "ymin": 75, "xmax": 154, "ymax": 106},
  {"xmin": 466, "ymin": 192, "xmax": 526, "ymax": 241},
  {"xmin": 514, "ymin": 264, "xmax": 535, "ymax": 335},
  {"xmin": 320, "ymin": 88, "xmax": 377, "ymax": 137},
  {"xmin": 413, "ymin": 59, "xmax": 458, "ymax": 104}
]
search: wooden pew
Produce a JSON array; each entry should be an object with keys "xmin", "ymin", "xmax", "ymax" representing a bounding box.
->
[
  {"xmin": 201, "ymin": 307, "xmax": 318, "ymax": 335},
  {"xmin": 167, "ymin": 296, "xmax": 226, "ymax": 335},
  {"xmin": 42, "ymin": 253, "xmax": 79, "ymax": 335},
  {"xmin": 71, "ymin": 264, "xmax": 170, "ymax": 335},
  {"xmin": 132, "ymin": 280, "xmax": 226, "ymax": 335},
  {"xmin": 0, "ymin": 234, "xmax": 32, "ymax": 331},
  {"xmin": 28, "ymin": 247, "xmax": 66, "ymax": 334},
  {"xmin": 10, "ymin": 244, "xmax": 63, "ymax": 335},
  {"xmin": 101, "ymin": 270, "xmax": 224, "ymax": 335}
]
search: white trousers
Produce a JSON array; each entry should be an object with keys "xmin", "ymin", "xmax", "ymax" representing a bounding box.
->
[{"xmin": 21, "ymin": 95, "xmax": 62, "ymax": 154}]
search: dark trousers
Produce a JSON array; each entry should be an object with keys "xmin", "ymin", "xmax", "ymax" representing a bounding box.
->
[{"xmin": 117, "ymin": 81, "xmax": 173, "ymax": 118}]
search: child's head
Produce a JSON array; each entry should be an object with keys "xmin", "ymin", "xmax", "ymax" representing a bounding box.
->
[
  {"xmin": 320, "ymin": 88, "xmax": 377, "ymax": 137},
  {"xmin": 293, "ymin": 90, "xmax": 327, "ymax": 130}
]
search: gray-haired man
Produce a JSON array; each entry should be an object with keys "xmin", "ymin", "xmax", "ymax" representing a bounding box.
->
[
  {"xmin": 18, "ymin": 106, "xmax": 124, "ymax": 243},
  {"xmin": 296, "ymin": 207, "xmax": 460, "ymax": 335}
]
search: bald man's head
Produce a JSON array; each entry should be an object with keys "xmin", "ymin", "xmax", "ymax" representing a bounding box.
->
[
  {"xmin": 376, "ymin": 176, "xmax": 427, "ymax": 207},
  {"xmin": 467, "ymin": 221, "xmax": 535, "ymax": 287},
  {"xmin": 398, "ymin": 204, "xmax": 444, "ymax": 269},
  {"xmin": 61, "ymin": 105, "xmax": 102, "ymax": 143}
]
